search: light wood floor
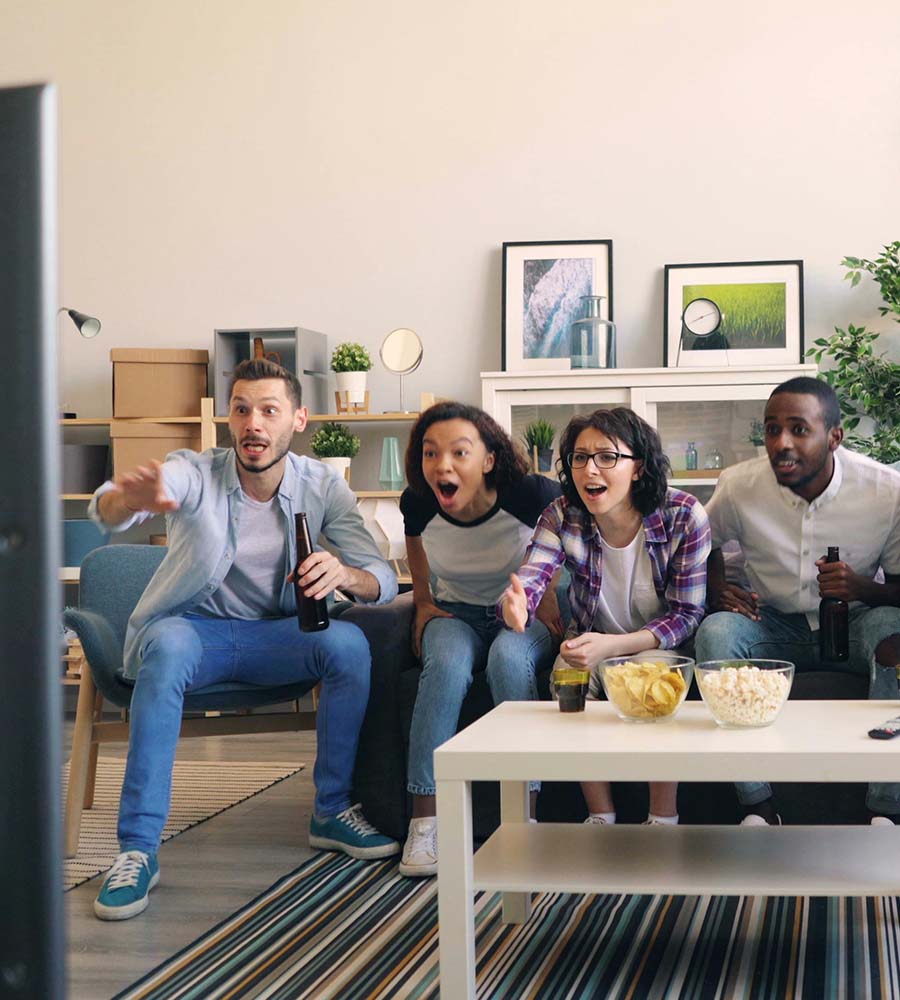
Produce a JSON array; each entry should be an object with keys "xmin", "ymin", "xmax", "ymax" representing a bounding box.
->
[{"xmin": 65, "ymin": 727, "xmax": 320, "ymax": 1000}]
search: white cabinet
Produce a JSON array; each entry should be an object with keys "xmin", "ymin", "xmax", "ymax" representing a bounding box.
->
[{"xmin": 481, "ymin": 364, "xmax": 817, "ymax": 496}]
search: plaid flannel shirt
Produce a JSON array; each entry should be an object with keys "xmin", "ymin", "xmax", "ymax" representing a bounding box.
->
[{"xmin": 505, "ymin": 488, "xmax": 710, "ymax": 649}]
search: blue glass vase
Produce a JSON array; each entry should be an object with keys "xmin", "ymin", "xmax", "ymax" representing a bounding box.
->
[{"xmin": 569, "ymin": 295, "xmax": 616, "ymax": 369}]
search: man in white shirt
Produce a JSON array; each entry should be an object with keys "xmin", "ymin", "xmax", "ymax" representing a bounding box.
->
[{"xmin": 695, "ymin": 377, "xmax": 900, "ymax": 825}]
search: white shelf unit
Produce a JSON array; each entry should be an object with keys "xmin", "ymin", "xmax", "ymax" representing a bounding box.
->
[{"xmin": 481, "ymin": 364, "xmax": 817, "ymax": 487}]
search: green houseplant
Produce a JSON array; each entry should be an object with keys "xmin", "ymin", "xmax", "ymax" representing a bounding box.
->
[
  {"xmin": 747, "ymin": 418, "xmax": 766, "ymax": 454},
  {"xmin": 330, "ymin": 342, "xmax": 373, "ymax": 373},
  {"xmin": 310, "ymin": 421, "xmax": 361, "ymax": 458},
  {"xmin": 523, "ymin": 419, "xmax": 556, "ymax": 472},
  {"xmin": 310, "ymin": 421, "xmax": 360, "ymax": 481},
  {"xmin": 806, "ymin": 241, "xmax": 900, "ymax": 464},
  {"xmin": 331, "ymin": 342, "xmax": 373, "ymax": 408}
]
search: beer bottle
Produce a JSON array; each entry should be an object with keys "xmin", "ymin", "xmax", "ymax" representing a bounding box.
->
[
  {"xmin": 819, "ymin": 546, "xmax": 848, "ymax": 661},
  {"xmin": 294, "ymin": 512, "xmax": 329, "ymax": 632}
]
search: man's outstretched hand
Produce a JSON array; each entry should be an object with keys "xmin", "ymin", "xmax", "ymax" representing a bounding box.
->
[{"xmin": 103, "ymin": 460, "xmax": 179, "ymax": 521}]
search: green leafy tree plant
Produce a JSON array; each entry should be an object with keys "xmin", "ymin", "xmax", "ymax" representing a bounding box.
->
[
  {"xmin": 807, "ymin": 241, "xmax": 900, "ymax": 464},
  {"xmin": 330, "ymin": 342, "xmax": 373, "ymax": 373},
  {"xmin": 309, "ymin": 421, "xmax": 361, "ymax": 458}
]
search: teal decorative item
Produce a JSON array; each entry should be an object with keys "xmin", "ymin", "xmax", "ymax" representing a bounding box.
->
[{"xmin": 379, "ymin": 437, "xmax": 404, "ymax": 490}]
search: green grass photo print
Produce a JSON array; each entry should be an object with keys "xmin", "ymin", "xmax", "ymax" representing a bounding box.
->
[{"xmin": 664, "ymin": 260, "xmax": 803, "ymax": 367}]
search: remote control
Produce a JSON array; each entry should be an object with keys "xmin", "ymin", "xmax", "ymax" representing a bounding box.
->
[{"xmin": 868, "ymin": 716, "xmax": 900, "ymax": 740}]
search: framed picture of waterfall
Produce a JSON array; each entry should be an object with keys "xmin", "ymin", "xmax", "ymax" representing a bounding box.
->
[{"xmin": 502, "ymin": 240, "xmax": 614, "ymax": 372}]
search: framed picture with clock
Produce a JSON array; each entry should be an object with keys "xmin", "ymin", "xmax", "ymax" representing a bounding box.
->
[{"xmin": 664, "ymin": 260, "xmax": 804, "ymax": 368}]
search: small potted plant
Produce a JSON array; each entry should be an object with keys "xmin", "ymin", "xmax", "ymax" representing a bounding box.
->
[
  {"xmin": 523, "ymin": 419, "xmax": 556, "ymax": 472},
  {"xmin": 310, "ymin": 421, "xmax": 361, "ymax": 481},
  {"xmin": 331, "ymin": 342, "xmax": 373, "ymax": 406},
  {"xmin": 747, "ymin": 418, "xmax": 767, "ymax": 457}
]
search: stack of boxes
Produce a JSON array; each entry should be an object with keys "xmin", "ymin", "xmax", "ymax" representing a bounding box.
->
[{"xmin": 109, "ymin": 349, "xmax": 210, "ymax": 474}]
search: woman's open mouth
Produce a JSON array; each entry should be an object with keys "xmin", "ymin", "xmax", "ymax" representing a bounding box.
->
[
  {"xmin": 437, "ymin": 482, "xmax": 458, "ymax": 499},
  {"xmin": 584, "ymin": 484, "xmax": 607, "ymax": 500}
]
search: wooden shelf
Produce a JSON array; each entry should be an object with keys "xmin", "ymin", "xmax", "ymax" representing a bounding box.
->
[
  {"xmin": 61, "ymin": 494, "xmax": 95, "ymax": 501},
  {"xmin": 355, "ymin": 490, "xmax": 403, "ymax": 499},
  {"xmin": 670, "ymin": 469, "xmax": 723, "ymax": 480},
  {"xmin": 212, "ymin": 412, "xmax": 419, "ymax": 424},
  {"xmin": 60, "ymin": 415, "xmax": 205, "ymax": 425}
]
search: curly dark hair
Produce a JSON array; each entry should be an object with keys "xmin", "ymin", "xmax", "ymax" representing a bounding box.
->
[
  {"xmin": 556, "ymin": 407, "xmax": 671, "ymax": 516},
  {"xmin": 405, "ymin": 401, "xmax": 530, "ymax": 496},
  {"xmin": 229, "ymin": 358, "xmax": 303, "ymax": 410}
]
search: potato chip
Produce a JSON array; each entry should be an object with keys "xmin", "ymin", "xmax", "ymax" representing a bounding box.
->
[{"xmin": 603, "ymin": 661, "xmax": 687, "ymax": 719}]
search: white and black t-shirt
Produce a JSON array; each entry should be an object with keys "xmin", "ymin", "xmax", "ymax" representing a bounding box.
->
[{"xmin": 401, "ymin": 476, "xmax": 561, "ymax": 606}]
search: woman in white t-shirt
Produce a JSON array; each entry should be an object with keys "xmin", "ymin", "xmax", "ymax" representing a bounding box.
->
[
  {"xmin": 399, "ymin": 401, "xmax": 562, "ymax": 877},
  {"xmin": 501, "ymin": 407, "xmax": 711, "ymax": 826}
]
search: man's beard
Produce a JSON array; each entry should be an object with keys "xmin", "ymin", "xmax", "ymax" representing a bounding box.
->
[{"xmin": 231, "ymin": 432, "xmax": 293, "ymax": 475}]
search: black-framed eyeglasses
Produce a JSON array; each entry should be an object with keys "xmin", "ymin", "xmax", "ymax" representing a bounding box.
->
[{"xmin": 566, "ymin": 450, "xmax": 637, "ymax": 470}]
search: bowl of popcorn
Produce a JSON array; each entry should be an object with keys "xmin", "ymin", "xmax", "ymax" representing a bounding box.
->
[
  {"xmin": 695, "ymin": 659, "xmax": 794, "ymax": 728},
  {"xmin": 597, "ymin": 652, "xmax": 694, "ymax": 723}
]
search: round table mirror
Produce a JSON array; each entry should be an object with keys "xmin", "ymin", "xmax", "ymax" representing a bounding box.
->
[{"xmin": 380, "ymin": 328, "xmax": 423, "ymax": 411}]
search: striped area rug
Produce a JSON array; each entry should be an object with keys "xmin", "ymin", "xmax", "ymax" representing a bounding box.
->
[
  {"xmin": 63, "ymin": 759, "xmax": 303, "ymax": 890},
  {"xmin": 115, "ymin": 853, "xmax": 900, "ymax": 999}
]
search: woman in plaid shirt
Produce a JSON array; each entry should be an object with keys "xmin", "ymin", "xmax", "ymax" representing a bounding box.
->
[{"xmin": 501, "ymin": 407, "xmax": 711, "ymax": 826}]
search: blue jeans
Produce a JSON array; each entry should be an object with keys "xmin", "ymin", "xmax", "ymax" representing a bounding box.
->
[
  {"xmin": 695, "ymin": 604, "xmax": 900, "ymax": 814},
  {"xmin": 406, "ymin": 602, "xmax": 555, "ymax": 796},
  {"xmin": 118, "ymin": 614, "xmax": 371, "ymax": 854}
]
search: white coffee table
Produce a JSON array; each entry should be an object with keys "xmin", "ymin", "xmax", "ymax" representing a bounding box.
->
[{"xmin": 434, "ymin": 700, "xmax": 900, "ymax": 999}]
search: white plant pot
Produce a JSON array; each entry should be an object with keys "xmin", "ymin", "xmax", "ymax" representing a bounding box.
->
[
  {"xmin": 756, "ymin": 445, "xmax": 768, "ymax": 458},
  {"xmin": 335, "ymin": 371, "xmax": 367, "ymax": 405},
  {"xmin": 318, "ymin": 456, "xmax": 352, "ymax": 481}
]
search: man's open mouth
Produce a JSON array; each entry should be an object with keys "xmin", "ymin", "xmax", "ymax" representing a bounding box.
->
[
  {"xmin": 437, "ymin": 482, "xmax": 458, "ymax": 499},
  {"xmin": 773, "ymin": 457, "xmax": 799, "ymax": 472},
  {"xmin": 243, "ymin": 440, "xmax": 267, "ymax": 454}
]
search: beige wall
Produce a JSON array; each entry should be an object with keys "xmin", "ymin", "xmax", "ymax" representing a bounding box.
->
[{"xmin": 3, "ymin": 0, "xmax": 899, "ymax": 417}]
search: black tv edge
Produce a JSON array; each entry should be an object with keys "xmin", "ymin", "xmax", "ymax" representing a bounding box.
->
[{"xmin": 0, "ymin": 82, "xmax": 65, "ymax": 999}]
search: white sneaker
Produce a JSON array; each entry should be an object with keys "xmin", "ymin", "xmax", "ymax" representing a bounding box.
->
[
  {"xmin": 584, "ymin": 815, "xmax": 610, "ymax": 825},
  {"xmin": 399, "ymin": 817, "xmax": 438, "ymax": 877},
  {"xmin": 741, "ymin": 812, "xmax": 782, "ymax": 826},
  {"xmin": 871, "ymin": 816, "xmax": 895, "ymax": 827}
]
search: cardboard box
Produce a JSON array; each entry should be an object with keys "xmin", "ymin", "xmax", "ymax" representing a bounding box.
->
[
  {"xmin": 111, "ymin": 349, "xmax": 209, "ymax": 418},
  {"xmin": 110, "ymin": 422, "xmax": 201, "ymax": 476}
]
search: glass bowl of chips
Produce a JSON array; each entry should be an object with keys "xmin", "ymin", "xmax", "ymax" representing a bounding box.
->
[
  {"xmin": 695, "ymin": 659, "xmax": 794, "ymax": 728},
  {"xmin": 596, "ymin": 652, "xmax": 694, "ymax": 723}
]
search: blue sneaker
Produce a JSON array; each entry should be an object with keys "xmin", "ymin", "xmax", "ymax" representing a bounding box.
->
[
  {"xmin": 309, "ymin": 803, "xmax": 400, "ymax": 860},
  {"xmin": 94, "ymin": 850, "xmax": 160, "ymax": 921}
]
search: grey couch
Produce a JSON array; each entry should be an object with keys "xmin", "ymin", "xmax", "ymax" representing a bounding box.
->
[{"xmin": 346, "ymin": 594, "xmax": 873, "ymax": 842}]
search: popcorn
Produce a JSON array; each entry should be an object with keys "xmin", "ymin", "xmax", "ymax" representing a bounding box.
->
[{"xmin": 698, "ymin": 665, "xmax": 791, "ymax": 726}]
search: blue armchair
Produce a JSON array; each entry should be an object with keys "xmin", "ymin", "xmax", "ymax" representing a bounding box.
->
[{"xmin": 62, "ymin": 544, "xmax": 319, "ymax": 857}]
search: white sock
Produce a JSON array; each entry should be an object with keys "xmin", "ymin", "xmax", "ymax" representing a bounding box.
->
[
  {"xmin": 647, "ymin": 812, "xmax": 679, "ymax": 825},
  {"xmin": 589, "ymin": 811, "xmax": 616, "ymax": 824}
]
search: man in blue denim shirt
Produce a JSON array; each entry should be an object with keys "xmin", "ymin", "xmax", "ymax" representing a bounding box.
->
[{"xmin": 88, "ymin": 359, "xmax": 399, "ymax": 920}]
